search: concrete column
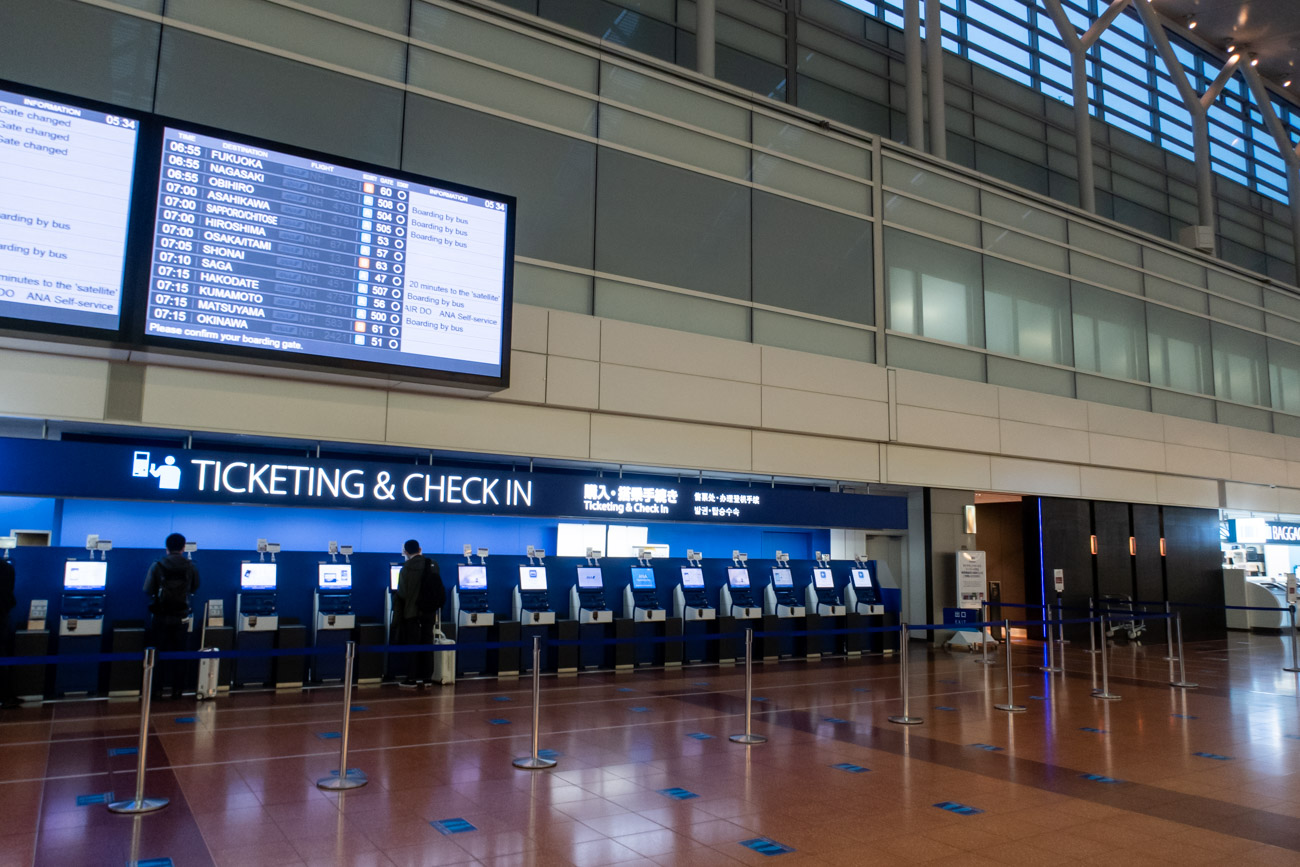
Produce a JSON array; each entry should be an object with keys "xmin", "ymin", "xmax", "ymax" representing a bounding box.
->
[{"xmin": 696, "ymin": 0, "xmax": 716, "ymax": 77}]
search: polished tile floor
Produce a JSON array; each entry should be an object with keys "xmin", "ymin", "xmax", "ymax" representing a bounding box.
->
[{"xmin": 2, "ymin": 632, "xmax": 1299, "ymax": 866}]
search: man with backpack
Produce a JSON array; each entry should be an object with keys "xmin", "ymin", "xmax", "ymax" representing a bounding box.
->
[
  {"xmin": 396, "ymin": 539, "xmax": 444, "ymax": 687},
  {"xmin": 143, "ymin": 532, "xmax": 200, "ymax": 700}
]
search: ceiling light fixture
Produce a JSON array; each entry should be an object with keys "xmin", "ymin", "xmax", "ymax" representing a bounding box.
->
[{"xmin": 1186, "ymin": 14, "xmax": 1196, "ymax": 30}]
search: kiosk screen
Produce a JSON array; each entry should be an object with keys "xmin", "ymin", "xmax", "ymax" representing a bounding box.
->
[
  {"xmin": 630, "ymin": 567, "xmax": 655, "ymax": 589},
  {"xmin": 390, "ymin": 565, "xmax": 401, "ymax": 591},
  {"xmin": 241, "ymin": 563, "xmax": 277, "ymax": 590},
  {"xmin": 813, "ymin": 568, "xmax": 834, "ymax": 589},
  {"xmin": 576, "ymin": 567, "xmax": 603, "ymax": 589},
  {"xmin": 851, "ymin": 568, "xmax": 873, "ymax": 589},
  {"xmin": 318, "ymin": 564, "xmax": 352, "ymax": 590},
  {"xmin": 458, "ymin": 565, "xmax": 487, "ymax": 590},
  {"xmin": 519, "ymin": 566, "xmax": 547, "ymax": 591},
  {"xmin": 727, "ymin": 568, "xmax": 750, "ymax": 588},
  {"xmin": 680, "ymin": 567, "xmax": 705, "ymax": 588},
  {"xmin": 771, "ymin": 567, "xmax": 793, "ymax": 587},
  {"xmin": 64, "ymin": 561, "xmax": 107, "ymax": 591}
]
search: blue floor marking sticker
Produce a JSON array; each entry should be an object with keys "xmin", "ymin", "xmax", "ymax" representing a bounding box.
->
[
  {"xmin": 1172, "ymin": 713, "xmax": 1198, "ymax": 719},
  {"xmin": 934, "ymin": 801, "xmax": 983, "ymax": 815},
  {"xmin": 694, "ymin": 682, "xmax": 710, "ymax": 687},
  {"xmin": 1080, "ymin": 774, "xmax": 1121, "ymax": 783},
  {"xmin": 938, "ymin": 679, "xmax": 958, "ymax": 684},
  {"xmin": 617, "ymin": 687, "xmax": 635, "ymax": 692},
  {"xmin": 968, "ymin": 743, "xmax": 1004, "ymax": 751},
  {"xmin": 328, "ymin": 768, "xmax": 362, "ymax": 776},
  {"xmin": 687, "ymin": 732, "xmax": 713, "ymax": 740},
  {"xmin": 658, "ymin": 787, "xmax": 699, "ymax": 800},
  {"xmin": 1079, "ymin": 727, "xmax": 1108, "ymax": 734},
  {"xmin": 629, "ymin": 706, "xmax": 650, "ymax": 712},
  {"xmin": 752, "ymin": 696, "xmax": 768, "ymax": 702},
  {"xmin": 488, "ymin": 718, "xmax": 511, "ymax": 725},
  {"xmin": 316, "ymin": 731, "xmax": 341, "ymax": 739},
  {"xmin": 350, "ymin": 706, "xmax": 368, "ymax": 712},
  {"xmin": 852, "ymin": 687, "xmax": 871, "ymax": 693},
  {"xmin": 1193, "ymin": 752, "xmax": 1232, "ymax": 760},
  {"xmin": 493, "ymin": 696, "xmax": 512, "ymax": 702},
  {"xmin": 537, "ymin": 749, "xmax": 561, "ymax": 760},
  {"xmin": 934, "ymin": 706, "xmax": 956, "ymax": 711},
  {"xmin": 1028, "ymin": 695, "xmax": 1046, "ymax": 701},
  {"xmin": 107, "ymin": 747, "xmax": 137, "ymax": 756},
  {"xmin": 134, "ymin": 859, "xmax": 175, "ymax": 867},
  {"xmin": 173, "ymin": 716, "xmax": 197, "ymax": 724},
  {"xmin": 739, "ymin": 837, "xmax": 795, "ymax": 856},
  {"xmin": 431, "ymin": 818, "xmax": 476, "ymax": 835},
  {"xmin": 76, "ymin": 792, "xmax": 110, "ymax": 806},
  {"xmin": 822, "ymin": 717, "xmax": 848, "ymax": 723},
  {"xmin": 831, "ymin": 763, "xmax": 869, "ymax": 773}
]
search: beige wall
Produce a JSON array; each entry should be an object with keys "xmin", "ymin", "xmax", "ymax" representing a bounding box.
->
[{"xmin": 0, "ymin": 302, "xmax": 1295, "ymax": 513}]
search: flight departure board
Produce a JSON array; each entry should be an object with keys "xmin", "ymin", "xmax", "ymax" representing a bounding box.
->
[
  {"xmin": 0, "ymin": 85, "xmax": 139, "ymax": 331},
  {"xmin": 143, "ymin": 126, "xmax": 513, "ymax": 381}
]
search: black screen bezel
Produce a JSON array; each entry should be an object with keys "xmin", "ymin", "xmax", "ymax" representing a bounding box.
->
[
  {"xmin": 127, "ymin": 115, "xmax": 516, "ymax": 389},
  {"xmin": 0, "ymin": 78, "xmax": 151, "ymax": 348}
]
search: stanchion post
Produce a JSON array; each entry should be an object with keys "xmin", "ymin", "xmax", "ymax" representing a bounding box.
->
[
  {"xmin": 1056, "ymin": 599, "xmax": 1065, "ymax": 651},
  {"xmin": 318, "ymin": 641, "xmax": 367, "ymax": 790},
  {"xmin": 888, "ymin": 624, "xmax": 923, "ymax": 725},
  {"xmin": 1162, "ymin": 601, "xmax": 1176, "ymax": 662},
  {"xmin": 994, "ymin": 619, "xmax": 1025, "ymax": 712},
  {"xmin": 108, "ymin": 648, "xmax": 170, "ymax": 814},
  {"xmin": 1085, "ymin": 598, "xmax": 1099, "ymax": 655},
  {"xmin": 514, "ymin": 636, "xmax": 558, "ymax": 768},
  {"xmin": 1287, "ymin": 606, "xmax": 1300, "ymax": 674},
  {"xmin": 730, "ymin": 628, "xmax": 768, "ymax": 744},
  {"xmin": 976, "ymin": 602, "xmax": 995, "ymax": 666},
  {"xmin": 1040, "ymin": 609, "xmax": 1060, "ymax": 674},
  {"xmin": 1170, "ymin": 613, "xmax": 1198, "ymax": 689},
  {"xmin": 1094, "ymin": 615, "xmax": 1120, "ymax": 700}
]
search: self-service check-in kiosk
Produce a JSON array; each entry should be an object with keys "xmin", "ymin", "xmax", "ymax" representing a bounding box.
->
[
  {"xmin": 765, "ymin": 562, "xmax": 805, "ymax": 618},
  {"xmin": 573, "ymin": 565, "xmax": 613, "ymax": 624},
  {"xmin": 674, "ymin": 565, "xmax": 715, "ymax": 621},
  {"xmin": 453, "ymin": 561, "xmax": 493, "ymax": 627},
  {"xmin": 56, "ymin": 550, "xmax": 109, "ymax": 696},
  {"xmin": 846, "ymin": 561, "xmax": 883, "ymax": 615},
  {"xmin": 313, "ymin": 545, "xmax": 354, "ymax": 682},
  {"xmin": 624, "ymin": 566, "xmax": 663, "ymax": 621},
  {"xmin": 514, "ymin": 550, "xmax": 555, "ymax": 625},
  {"xmin": 807, "ymin": 558, "xmax": 846, "ymax": 616},
  {"xmin": 235, "ymin": 547, "xmax": 278, "ymax": 688},
  {"xmin": 721, "ymin": 555, "xmax": 761, "ymax": 619}
]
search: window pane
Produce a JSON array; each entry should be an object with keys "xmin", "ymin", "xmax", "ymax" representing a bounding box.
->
[
  {"xmin": 1072, "ymin": 283, "xmax": 1147, "ymax": 381},
  {"xmin": 1210, "ymin": 323, "xmax": 1268, "ymax": 406},
  {"xmin": 1147, "ymin": 305, "xmax": 1212, "ymax": 394},
  {"xmin": 885, "ymin": 229, "xmax": 984, "ymax": 347},
  {"xmin": 1269, "ymin": 339, "xmax": 1300, "ymax": 414},
  {"xmin": 984, "ymin": 259, "xmax": 1071, "ymax": 365}
]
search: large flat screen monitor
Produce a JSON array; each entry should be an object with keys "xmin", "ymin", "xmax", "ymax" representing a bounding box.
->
[
  {"xmin": 630, "ymin": 567, "xmax": 655, "ymax": 589},
  {"xmin": 576, "ymin": 566, "xmax": 603, "ymax": 589},
  {"xmin": 519, "ymin": 565, "xmax": 547, "ymax": 591},
  {"xmin": 812, "ymin": 568, "xmax": 834, "ymax": 589},
  {"xmin": 680, "ymin": 567, "xmax": 705, "ymax": 588},
  {"xmin": 63, "ymin": 560, "xmax": 107, "ymax": 591},
  {"xmin": 240, "ymin": 562, "xmax": 277, "ymax": 590},
  {"xmin": 140, "ymin": 123, "xmax": 515, "ymax": 386},
  {"xmin": 851, "ymin": 568, "xmax": 874, "ymax": 589},
  {"xmin": 0, "ymin": 84, "xmax": 141, "ymax": 335},
  {"xmin": 771, "ymin": 567, "xmax": 793, "ymax": 588},
  {"xmin": 390, "ymin": 564, "xmax": 401, "ymax": 591},
  {"xmin": 458, "ymin": 564, "xmax": 487, "ymax": 590},
  {"xmin": 318, "ymin": 563, "xmax": 351, "ymax": 590},
  {"xmin": 727, "ymin": 567, "xmax": 750, "ymax": 589}
]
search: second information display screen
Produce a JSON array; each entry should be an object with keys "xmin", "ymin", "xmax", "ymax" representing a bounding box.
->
[{"xmin": 145, "ymin": 127, "xmax": 510, "ymax": 379}]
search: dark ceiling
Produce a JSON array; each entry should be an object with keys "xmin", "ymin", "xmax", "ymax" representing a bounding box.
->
[{"xmin": 1151, "ymin": 0, "xmax": 1300, "ymax": 100}]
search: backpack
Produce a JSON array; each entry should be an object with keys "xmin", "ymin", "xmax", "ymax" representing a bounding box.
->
[
  {"xmin": 156, "ymin": 560, "xmax": 191, "ymax": 616},
  {"xmin": 416, "ymin": 556, "xmax": 445, "ymax": 616}
]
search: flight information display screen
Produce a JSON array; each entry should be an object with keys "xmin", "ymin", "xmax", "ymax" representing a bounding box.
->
[
  {"xmin": 770, "ymin": 567, "xmax": 793, "ymax": 587},
  {"xmin": 576, "ymin": 566, "xmax": 603, "ymax": 589},
  {"xmin": 630, "ymin": 567, "xmax": 655, "ymax": 589},
  {"xmin": 727, "ymin": 567, "xmax": 750, "ymax": 589},
  {"xmin": 143, "ymin": 125, "xmax": 513, "ymax": 382},
  {"xmin": 0, "ymin": 85, "xmax": 139, "ymax": 331}
]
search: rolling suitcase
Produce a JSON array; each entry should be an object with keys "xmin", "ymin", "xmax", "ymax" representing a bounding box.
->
[
  {"xmin": 196, "ymin": 608, "xmax": 219, "ymax": 700},
  {"xmin": 432, "ymin": 617, "xmax": 455, "ymax": 685}
]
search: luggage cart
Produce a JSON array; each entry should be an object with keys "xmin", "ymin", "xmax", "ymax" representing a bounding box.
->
[{"xmin": 1101, "ymin": 594, "xmax": 1145, "ymax": 642}]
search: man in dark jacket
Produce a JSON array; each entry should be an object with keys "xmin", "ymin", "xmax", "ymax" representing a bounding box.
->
[
  {"xmin": 143, "ymin": 533, "xmax": 200, "ymax": 699},
  {"xmin": 0, "ymin": 555, "xmax": 16, "ymax": 709},
  {"xmin": 396, "ymin": 539, "xmax": 442, "ymax": 687}
]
